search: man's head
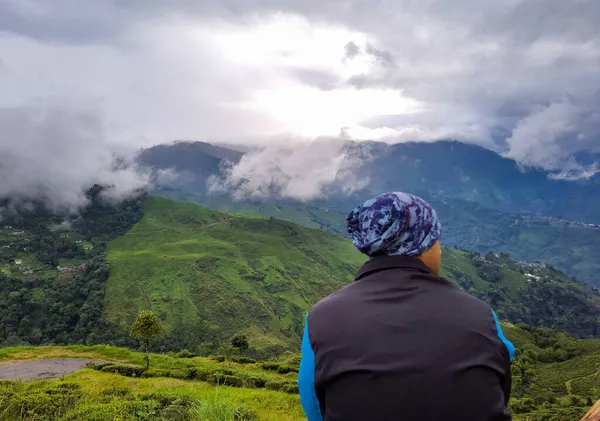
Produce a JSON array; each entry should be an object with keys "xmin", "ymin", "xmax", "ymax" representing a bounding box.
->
[{"xmin": 346, "ymin": 192, "xmax": 442, "ymax": 274}]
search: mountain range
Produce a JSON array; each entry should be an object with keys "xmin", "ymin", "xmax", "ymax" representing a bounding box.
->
[
  {"xmin": 139, "ymin": 140, "xmax": 600, "ymax": 285},
  {"xmin": 3, "ymin": 194, "xmax": 600, "ymax": 356}
]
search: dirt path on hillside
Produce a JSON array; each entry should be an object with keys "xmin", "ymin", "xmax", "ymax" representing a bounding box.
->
[{"xmin": 0, "ymin": 358, "xmax": 108, "ymax": 381}]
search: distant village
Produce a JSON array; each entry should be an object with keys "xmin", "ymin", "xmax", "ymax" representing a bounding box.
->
[
  {"xmin": 1, "ymin": 225, "xmax": 86, "ymax": 274},
  {"xmin": 524, "ymin": 216, "xmax": 600, "ymax": 230}
]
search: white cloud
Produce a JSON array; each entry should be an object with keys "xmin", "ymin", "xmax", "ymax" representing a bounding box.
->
[
  {"xmin": 208, "ymin": 138, "xmax": 370, "ymax": 201},
  {"xmin": 0, "ymin": 101, "xmax": 150, "ymax": 210},
  {"xmin": 0, "ymin": 0, "xmax": 599, "ymax": 178}
]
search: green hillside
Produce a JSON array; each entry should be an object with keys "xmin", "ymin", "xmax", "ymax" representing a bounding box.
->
[
  {"xmin": 156, "ymin": 188, "xmax": 600, "ymax": 286},
  {"xmin": 105, "ymin": 196, "xmax": 365, "ymax": 355},
  {"xmin": 2, "ymin": 194, "xmax": 600, "ymax": 355},
  {"xmin": 103, "ymin": 196, "xmax": 600, "ymax": 355}
]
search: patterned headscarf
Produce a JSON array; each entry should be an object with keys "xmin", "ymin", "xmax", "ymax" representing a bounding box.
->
[{"xmin": 346, "ymin": 192, "xmax": 442, "ymax": 257}]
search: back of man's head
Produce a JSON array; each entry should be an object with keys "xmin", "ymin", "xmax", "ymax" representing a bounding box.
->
[{"xmin": 346, "ymin": 192, "xmax": 442, "ymax": 274}]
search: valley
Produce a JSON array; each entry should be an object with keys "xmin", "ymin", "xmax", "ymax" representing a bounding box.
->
[
  {"xmin": 144, "ymin": 140, "xmax": 600, "ymax": 286},
  {"xmin": 2, "ymin": 140, "xmax": 600, "ymax": 420}
]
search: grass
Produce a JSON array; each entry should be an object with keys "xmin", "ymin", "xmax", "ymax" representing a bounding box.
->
[
  {"xmin": 0, "ymin": 373, "xmax": 303, "ymax": 421},
  {"xmin": 0, "ymin": 345, "xmax": 304, "ymax": 421},
  {"xmin": 105, "ymin": 196, "xmax": 365, "ymax": 353},
  {"xmin": 3, "ymin": 325, "xmax": 600, "ymax": 421},
  {"xmin": 102, "ymin": 196, "xmax": 600, "ymax": 353},
  {"xmin": 161, "ymin": 189, "xmax": 600, "ymax": 286}
]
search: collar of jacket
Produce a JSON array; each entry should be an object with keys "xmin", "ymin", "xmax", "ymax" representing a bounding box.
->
[{"xmin": 355, "ymin": 255, "xmax": 433, "ymax": 281}]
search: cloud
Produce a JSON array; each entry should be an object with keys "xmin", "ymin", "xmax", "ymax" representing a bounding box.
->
[
  {"xmin": 208, "ymin": 138, "xmax": 370, "ymax": 201},
  {"xmin": 504, "ymin": 100, "xmax": 600, "ymax": 176},
  {"xmin": 0, "ymin": 101, "xmax": 150, "ymax": 211},
  {"xmin": 1, "ymin": 0, "xmax": 600, "ymax": 175},
  {"xmin": 343, "ymin": 42, "xmax": 361, "ymax": 60}
]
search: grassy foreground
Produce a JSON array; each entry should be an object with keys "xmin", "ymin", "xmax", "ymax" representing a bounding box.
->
[
  {"xmin": 0, "ymin": 345, "xmax": 303, "ymax": 421},
  {"xmin": 3, "ymin": 322, "xmax": 600, "ymax": 421}
]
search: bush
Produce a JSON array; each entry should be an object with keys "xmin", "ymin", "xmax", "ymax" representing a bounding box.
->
[
  {"xmin": 120, "ymin": 400, "xmax": 160, "ymax": 417},
  {"xmin": 99, "ymin": 364, "xmax": 146, "ymax": 377},
  {"xmin": 175, "ymin": 349, "xmax": 197, "ymax": 358},
  {"xmin": 509, "ymin": 397, "xmax": 537, "ymax": 414},
  {"xmin": 192, "ymin": 393, "xmax": 258, "ymax": 421},
  {"xmin": 61, "ymin": 403, "xmax": 120, "ymax": 421},
  {"xmin": 260, "ymin": 362, "xmax": 298, "ymax": 374},
  {"xmin": 85, "ymin": 362, "xmax": 114, "ymax": 371},
  {"xmin": 247, "ymin": 376, "xmax": 266, "ymax": 388},
  {"xmin": 100, "ymin": 386, "xmax": 132, "ymax": 398},
  {"xmin": 138, "ymin": 392, "xmax": 199, "ymax": 409},
  {"xmin": 212, "ymin": 355, "xmax": 226, "ymax": 362},
  {"xmin": 232, "ymin": 356, "xmax": 257, "ymax": 364},
  {"xmin": 218, "ymin": 375, "xmax": 244, "ymax": 387},
  {"xmin": 276, "ymin": 364, "xmax": 298, "ymax": 374},
  {"xmin": 265, "ymin": 380, "xmax": 298, "ymax": 393},
  {"xmin": 260, "ymin": 362, "xmax": 280, "ymax": 371},
  {"xmin": 2, "ymin": 386, "xmax": 81, "ymax": 420},
  {"xmin": 194, "ymin": 368, "xmax": 216, "ymax": 382},
  {"xmin": 281, "ymin": 383, "xmax": 299, "ymax": 394},
  {"xmin": 163, "ymin": 404, "xmax": 191, "ymax": 421}
]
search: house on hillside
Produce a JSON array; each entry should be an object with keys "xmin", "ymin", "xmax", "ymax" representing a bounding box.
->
[
  {"xmin": 14, "ymin": 260, "xmax": 22, "ymax": 265},
  {"xmin": 56, "ymin": 263, "xmax": 87, "ymax": 273}
]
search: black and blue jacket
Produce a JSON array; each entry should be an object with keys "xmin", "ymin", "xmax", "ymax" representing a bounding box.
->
[{"xmin": 299, "ymin": 255, "xmax": 515, "ymax": 421}]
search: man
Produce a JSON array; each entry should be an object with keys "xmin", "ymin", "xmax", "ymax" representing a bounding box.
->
[{"xmin": 298, "ymin": 192, "xmax": 515, "ymax": 421}]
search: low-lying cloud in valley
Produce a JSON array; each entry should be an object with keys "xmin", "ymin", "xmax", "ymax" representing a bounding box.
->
[
  {"xmin": 0, "ymin": 101, "xmax": 150, "ymax": 210},
  {"xmin": 208, "ymin": 138, "xmax": 371, "ymax": 201}
]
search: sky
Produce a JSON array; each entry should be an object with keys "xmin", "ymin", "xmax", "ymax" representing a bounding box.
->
[{"xmin": 1, "ymin": 0, "xmax": 600, "ymax": 206}]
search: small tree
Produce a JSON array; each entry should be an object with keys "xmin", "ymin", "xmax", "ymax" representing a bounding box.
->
[
  {"xmin": 197, "ymin": 341, "xmax": 215, "ymax": 357},
  {"xmin": 218, "ymin": 343, "xmax": 236, "ymax": 366},
  {"xmin": 230, "ymin": 333, "xmax": 249, "ymax": 354},
  {"xmin": 130, "ymin": 310, "xmax": 163, "ymax": 369}
]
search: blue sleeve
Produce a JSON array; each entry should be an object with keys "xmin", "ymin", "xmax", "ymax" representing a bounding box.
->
[
  {"xmin": 298, "ymin": 315, "xmax": 324, "ymax": 421},
  {"xmin": 491, "ymin": 309, "xmax": 515, "ymax": 362}
]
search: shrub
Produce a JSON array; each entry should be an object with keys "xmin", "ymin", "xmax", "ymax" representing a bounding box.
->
[
  {"xmin": 212, "ymin": 355, "xmax": 226, "ymax": 362},
  {"xmin": 265, "ymin": 380, "xmax": 299, "ymax": 394},
  {"xmin": 281, "ymin": 383, "xmax": 299, "ymax": 394},
  {"xmin": 138, "ymin": 392, "xmax": 199, "ymax": 409},
  {"xmin": 1, "ymin": 384, "xmax": 81, "ymax": 420},
  {"xmin": 61, "ymin": 403, "xmax": 120, "ymax": 421},
  {"xmin": 191, "ymin": 393, "xmax": 258, "ymax": 421},
  {"xmin": 120, "ymin": 400, "xmax": 160, "ymax": 417},
  {"xmin": 194, "ymin": 368, "xmax": 216, "ymax": 382},
  {"xmin": 232, "ymin": 356, "xmax": 256, "ymax": 364},
  {"xmin": 100, "ymin": 386, "xmax": 132, "ymax": 398},
  {"xmin": 218, "ymin": 375, "xmax": 244, "ymax": 387},
  {"xmin": 100, "ymin": 364, "xmax": 145, "ymax": 378},
  {"xmin": 276, "ymin": 364, "xmax": 298, "ymax": 374},
  {"xmin": 260, "ymin": 362, "xmax": 298, "ymax": 374},
  {"xmin": 175, "ymin": 349, "xmax": 196, "ymax": 358},
  {"xmin": 85, "ymin": 362, "xmax": 114, "ymax": 371},
  {"xmin": 162, "ymin": 404, "xmax": 191, "ymax": 421},
  {"xmin": 260, "ymin": 362, "xmax": 280, "ymax": 371},
  {"xmin": 247, "ymin": 376, "xmax": 266, "ymax": 388},
  {"xmin": 509, "ymin": 397, "xmax": 537, "ymax": 414}
]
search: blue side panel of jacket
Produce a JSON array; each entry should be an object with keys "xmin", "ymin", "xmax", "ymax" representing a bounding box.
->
[
  {"xmin": 298, "ymin": 316, "xmax": 324, "ymax": 421},
  {"xmin": 491, "ymin": 309, "xmax": 516, "ymax": 362}
]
